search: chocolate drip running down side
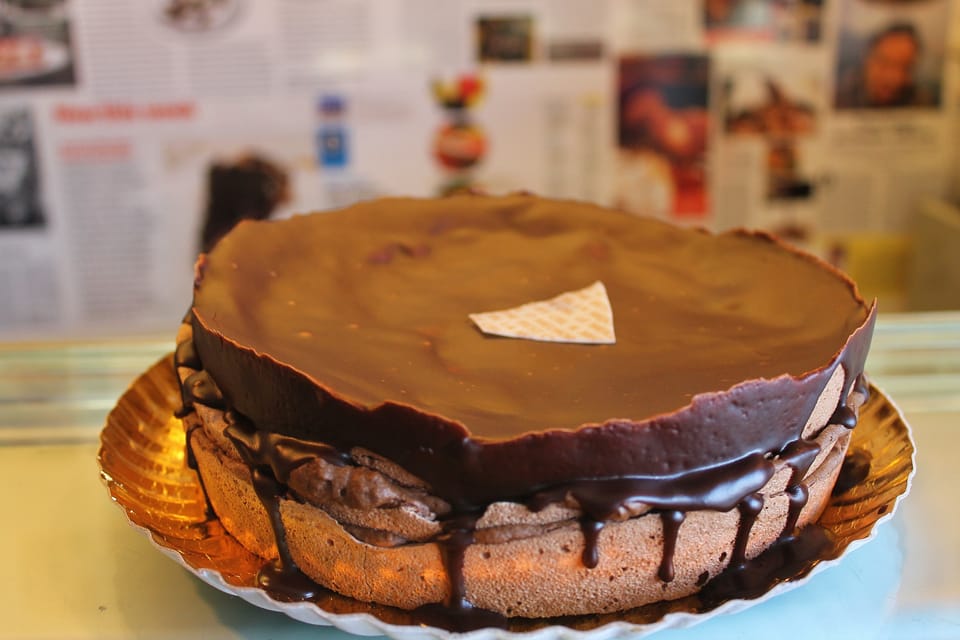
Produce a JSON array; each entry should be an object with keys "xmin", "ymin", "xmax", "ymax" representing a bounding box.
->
[
  {"xmin": 249, "ymin": 468, "xmax": 320, "ymax": 601},
  {"xmin": 580, "ymin": 519, "xmax": 604, "ymax": 569},
  {"xmin": 658, "ymin": 511, "xmax": 685, "ymax": 582},
  {"xmin": 435, "ymin": 516, "xmax": 479, "ymax": 611},
  {"xmin": 224, "ymin": 411, "xmax": 351, "ymax": 598},
  {"xmin": 829, "ymin": 372, "xmax": 871, "ymax": 430},
  {"xmin": 829, "ymin": 406, "xmax": 858, "ymax": 430},
  {"xmin": 426, "ymin": 513, "xmax": 514, "ymax": 630},
  {"xmin": 778, "ymin": 439, "xmax": 822, "ymax": 537},
  {"xmin": 732, "ymin": 494, "xmax": 764, "ymax": 566}
]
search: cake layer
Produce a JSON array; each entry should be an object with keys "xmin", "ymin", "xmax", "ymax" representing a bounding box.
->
[
  {"xmin": 189, "ymin": 194, "xmax": 875, "ymax": 508},
  {"xmin": 187, "ymin": 402, "xmax": 851, "ymax": 617}
]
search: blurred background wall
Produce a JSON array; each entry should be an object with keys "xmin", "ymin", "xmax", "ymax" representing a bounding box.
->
[{"xmin": 0, "ymin": 0, "xmax": 958, "ymax": 340}]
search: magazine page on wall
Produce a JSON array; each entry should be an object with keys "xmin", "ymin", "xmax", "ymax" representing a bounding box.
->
[
  {"xmin": 823, "ymin": 0, "xmax": 955, "ymax": 309},
  {"xmin": 712, "ymin": 47, "xmax": 829, "ymax": 249}
]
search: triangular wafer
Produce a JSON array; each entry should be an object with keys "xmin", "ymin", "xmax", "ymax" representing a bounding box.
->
[{"xmin": 469, "ymin": 281, "xmax": 615, "ymax": 344}]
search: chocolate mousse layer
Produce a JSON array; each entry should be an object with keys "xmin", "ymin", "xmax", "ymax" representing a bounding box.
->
[{"xmin": 190, "ymin": 194, "xmax": 875, "ymax": 509}]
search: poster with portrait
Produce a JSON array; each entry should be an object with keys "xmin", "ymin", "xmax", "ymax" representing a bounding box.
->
[
  {"xmin": 834, "ymin": 0, "xmax": 950, "ymax": 109},
  {"xmin": 616, "ymin": 54, "xmax": 709, "ymax": 220}
]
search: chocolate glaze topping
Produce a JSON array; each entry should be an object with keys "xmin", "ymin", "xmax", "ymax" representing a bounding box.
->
[{"xmin": 189, "ymin": 194, "xmax": 876, "ymax": 509}]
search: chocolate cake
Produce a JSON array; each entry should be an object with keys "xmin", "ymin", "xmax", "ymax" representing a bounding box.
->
[{"xmin": 174, "ymin": 194, "xmax": 876, "ymax": 623}]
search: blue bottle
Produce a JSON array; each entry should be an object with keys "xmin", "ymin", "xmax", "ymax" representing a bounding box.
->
[{"xmin": 316, "ymin": 95, "xmax": 348, "ymax": 169}]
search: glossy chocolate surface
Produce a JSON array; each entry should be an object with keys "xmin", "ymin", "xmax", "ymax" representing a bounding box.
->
[{"xmin": 190, "ymin": 195, "xmax": 875, "ymax": 507}]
